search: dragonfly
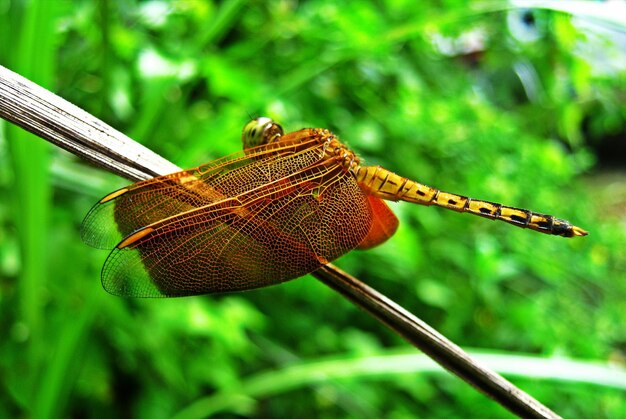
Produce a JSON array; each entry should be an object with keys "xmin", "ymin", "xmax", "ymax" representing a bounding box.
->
[{"xmin": 82, "ymin": 117, "xmax": 588, "ymax": 297}]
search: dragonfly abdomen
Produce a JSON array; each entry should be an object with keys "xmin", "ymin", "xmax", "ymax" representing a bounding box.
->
[{"xmin": 356, "ymin": 165, "xmax": 587, "ymax": 238}]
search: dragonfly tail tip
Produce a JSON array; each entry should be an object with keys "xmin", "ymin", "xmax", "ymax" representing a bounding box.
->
[{"xmin": 570, "ymin": 225, "xmax": 589, "ymax": 237}]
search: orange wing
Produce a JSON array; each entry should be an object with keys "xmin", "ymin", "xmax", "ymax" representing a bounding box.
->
[
  {"xmin": 82, "ymin": 133, "xmax": 377, "ymax": 297},
  {"xmin": 81, "ymin": 134, "xmax": 324, "ymax": 250},
  {"xmin": 101, "ymin": 162, "xmax": 373, "ymax": 297},
  {"xmin": 356, "ymin": 196, "xmax": 399, "ymax": 250}
]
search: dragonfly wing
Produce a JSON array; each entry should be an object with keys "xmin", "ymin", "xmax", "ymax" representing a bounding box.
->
[
  {"xmin": 81, "ymin": 135, "xmax": 325, "ymax": 250},
  {"xmin": 81, "ymin": 172, "xmax": 213, "ymax": 249},
  {"xmin": 356, "ymin": 196, "xmax": 399, "ymax": 250},
  {"xmin": 102, "ymin": 162, "xmax": 374, "ymax": 297}
]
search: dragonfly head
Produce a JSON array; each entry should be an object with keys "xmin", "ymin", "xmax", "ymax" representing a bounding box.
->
[{"xmin": 242, "ymin": 117, "xmax": 284, "ymax": 150}]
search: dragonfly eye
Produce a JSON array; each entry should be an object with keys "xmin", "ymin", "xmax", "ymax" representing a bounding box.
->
[{"xmin": 242, "ymin": 117, "xmax": 284, "ymax": 149}]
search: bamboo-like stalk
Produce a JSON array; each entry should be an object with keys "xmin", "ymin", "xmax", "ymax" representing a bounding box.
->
[{"xmin": 0, "ymin": 64, "xmax": 560, "ymax": 419}]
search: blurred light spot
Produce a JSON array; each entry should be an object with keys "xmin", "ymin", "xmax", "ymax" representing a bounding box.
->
[
  {"xmin": 507, "ymin": 9, "xmax": 541, "ymax": 43},
  {"xmin": 138, "ymin": 48, "xmax": 196, "ymax": 80},
  {"xmin": 11, "ymin": 322, "xmax": 29, "ymax": 342},
  {"xmin": 110, "ymin": 88, "xmax": 133, "ymax": 120},
  {"xmin": 187, "ymin": 300, "xmax": 213, "ymax": 331},
  {"xmin": 139, "ymin": 1, "xmax": 171, "ymax": 28},
  {"xmin": 431, "ymin": 28, "xmax": 486, "ymax": 56}
]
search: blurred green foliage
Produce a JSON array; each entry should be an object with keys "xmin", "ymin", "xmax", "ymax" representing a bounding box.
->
[{"xmin": 1, "ymin": 0, "xmax": 625, "ymax": 417}]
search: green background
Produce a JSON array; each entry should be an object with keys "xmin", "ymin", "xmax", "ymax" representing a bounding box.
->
[{"xmin": 1, "ymin": 1, "xmax": 625, "ymax": 417}]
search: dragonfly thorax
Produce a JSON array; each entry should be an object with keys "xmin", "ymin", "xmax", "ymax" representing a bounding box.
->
[
  {"xmin": 243, "ymin": 118, "xmax": 362, "ymax": 175},
  {"xmin": 323, "ymin": 135, "xmax": 361, "ymax": 175}
]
